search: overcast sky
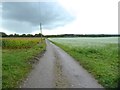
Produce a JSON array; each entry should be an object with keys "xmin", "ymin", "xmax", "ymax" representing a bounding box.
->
[{"xmin": 0, "ymin": 0, "xmax": 119, "ymax": 35}]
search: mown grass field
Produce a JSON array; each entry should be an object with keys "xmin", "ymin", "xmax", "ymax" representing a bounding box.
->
[
  {"xmin": 2, "ymin": 38, "xmax": 46, "ymax": 88},
  {"xmin": 49, "ymin": 37, "xmax": 119, "ymax": 88}
]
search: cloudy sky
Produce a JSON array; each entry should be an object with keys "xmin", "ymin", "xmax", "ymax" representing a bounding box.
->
[{"xmin": 0, "ymin": 0, "xmax": 119, "ymax": 35}]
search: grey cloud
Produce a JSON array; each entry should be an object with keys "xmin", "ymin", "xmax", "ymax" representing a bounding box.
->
[
  {"xmin": 2, "ymin": 20, "xmax": 37, "ymax": 33},
  {"xmin": 2, "ymin": 2, "xmax": 75, "ymax": 33}
]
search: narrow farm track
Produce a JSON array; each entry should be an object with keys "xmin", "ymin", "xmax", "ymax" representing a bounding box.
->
[{"xmin": 21, "ymin": 39, "xmax": 103, "ymax": 88}]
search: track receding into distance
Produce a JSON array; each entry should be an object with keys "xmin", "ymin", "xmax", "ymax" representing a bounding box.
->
[{"xmin": 21, "ymin": 39, "xmax": 103, "ymax": 88}]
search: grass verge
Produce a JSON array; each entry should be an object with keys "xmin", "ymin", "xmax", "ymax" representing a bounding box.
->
[
  {"xmin": 2, "ymin": 40, "xmax": 46, "ymax": 88},
  {"xmin": 50, "ymin": 40, "xmax": 118, "ymax": 88}
]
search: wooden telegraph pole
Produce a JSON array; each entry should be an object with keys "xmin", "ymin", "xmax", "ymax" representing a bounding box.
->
[{"xmin": 40, "ymin": 23, "xmax": 42, "ymax": 43}]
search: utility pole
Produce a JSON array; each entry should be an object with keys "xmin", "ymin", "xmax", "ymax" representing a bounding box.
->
[{"xmin": 40, "ymin": 23, "xmax": 42, "ymax": 43}]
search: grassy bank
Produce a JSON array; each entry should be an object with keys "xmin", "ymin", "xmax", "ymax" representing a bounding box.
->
[
  {"xmin": 49, "ymin": 37, "xmax": 119, "ymax": 88},
  {"xmin": 2, "ymin": 38, "xmax": 46, "ymax": 88}
]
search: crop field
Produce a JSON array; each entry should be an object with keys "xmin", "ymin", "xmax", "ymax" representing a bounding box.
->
[
  {"xmin": 2, "ymin": 38, "xmax": 46, "ymax": 88},
  {"xmin": 2, "ymin": 38, "xmax": 41, "ymax": 49},
  {"xmin": 49, "ymin": 37, "xmax": 119, "ymax": 88}
]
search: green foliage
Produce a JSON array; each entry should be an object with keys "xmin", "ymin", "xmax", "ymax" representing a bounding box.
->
[{"xmin": 50, "ymin": 37, "xmax": 119, "ymax": 88}]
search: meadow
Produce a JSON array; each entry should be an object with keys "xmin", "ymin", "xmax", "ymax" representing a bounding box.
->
[
  {"xmin": 2, "ymin": 38, "xmax": 46, "ymax": 88},
  {"xmin": 49, "ymin": 37, "xmax": 119, "ymax": 88}
]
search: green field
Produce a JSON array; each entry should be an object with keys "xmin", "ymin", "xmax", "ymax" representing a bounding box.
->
[
  {"xmin": 2, "ymin": 38, "xmax": 46, "ymax": 88},
  {"xmin": 49, "ymin": 37, "xmax": 119, "ymax": 88}
]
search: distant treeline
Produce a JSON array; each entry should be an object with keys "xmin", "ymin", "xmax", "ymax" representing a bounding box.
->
[
  {"xmin": 0, "ymin": 32, "xmax": 43, "ymax": 37},
  {"xmin": 45, "ymin": 34, "xmax": 120, "ymax": 38},
  {"xmin": 1, "ymin": 32, "xmax": 120, "ymax": 37}
]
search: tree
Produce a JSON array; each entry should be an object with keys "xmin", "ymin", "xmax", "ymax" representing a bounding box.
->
[
  {"xmin": 14, "ymin": 33, "xmax": 20, "ymax": 37},
  {"xmin": 9, "ymin": 34, "xmax": 14, "ymax": 37},
  {"xmin": 21, "ymin": 34, "xmax": 26, "ymax": 37},
  {"xmin": 0, "ymin": 32, "xmax": 7, "ymax": 37},
  {"xmin": 34, "ymin": 33, "xmax": 43, "ymax": 37},
  {"xmin": 26, "ymin": 34, "xmax": 33, "ymax": 37}
]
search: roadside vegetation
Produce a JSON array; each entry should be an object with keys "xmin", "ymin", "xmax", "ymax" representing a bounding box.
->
[
  {"xmin": 49, "ymin": 37, "xmax": 119, "ymax": 88},
  {"xmin": 2, "ymin": 38, "xmax": 46, "ymax": 88}
]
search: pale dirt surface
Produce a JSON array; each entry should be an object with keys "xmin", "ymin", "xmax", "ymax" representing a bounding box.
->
[{"xmin": 20, "ymin": 39, "xmax": 104, "ymax": 88}]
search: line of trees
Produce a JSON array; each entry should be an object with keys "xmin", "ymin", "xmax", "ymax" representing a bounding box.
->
[
  {"xmin": 45, "ymin": 34, "xmax": 120, "ymax": 38},
  {"xmin": 0, "ymin": 32, "xmax": 43, "ymax": 37},
  {"xmin": 1, "ymin": 32, "xmax": 120, "ymax": 37}
]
